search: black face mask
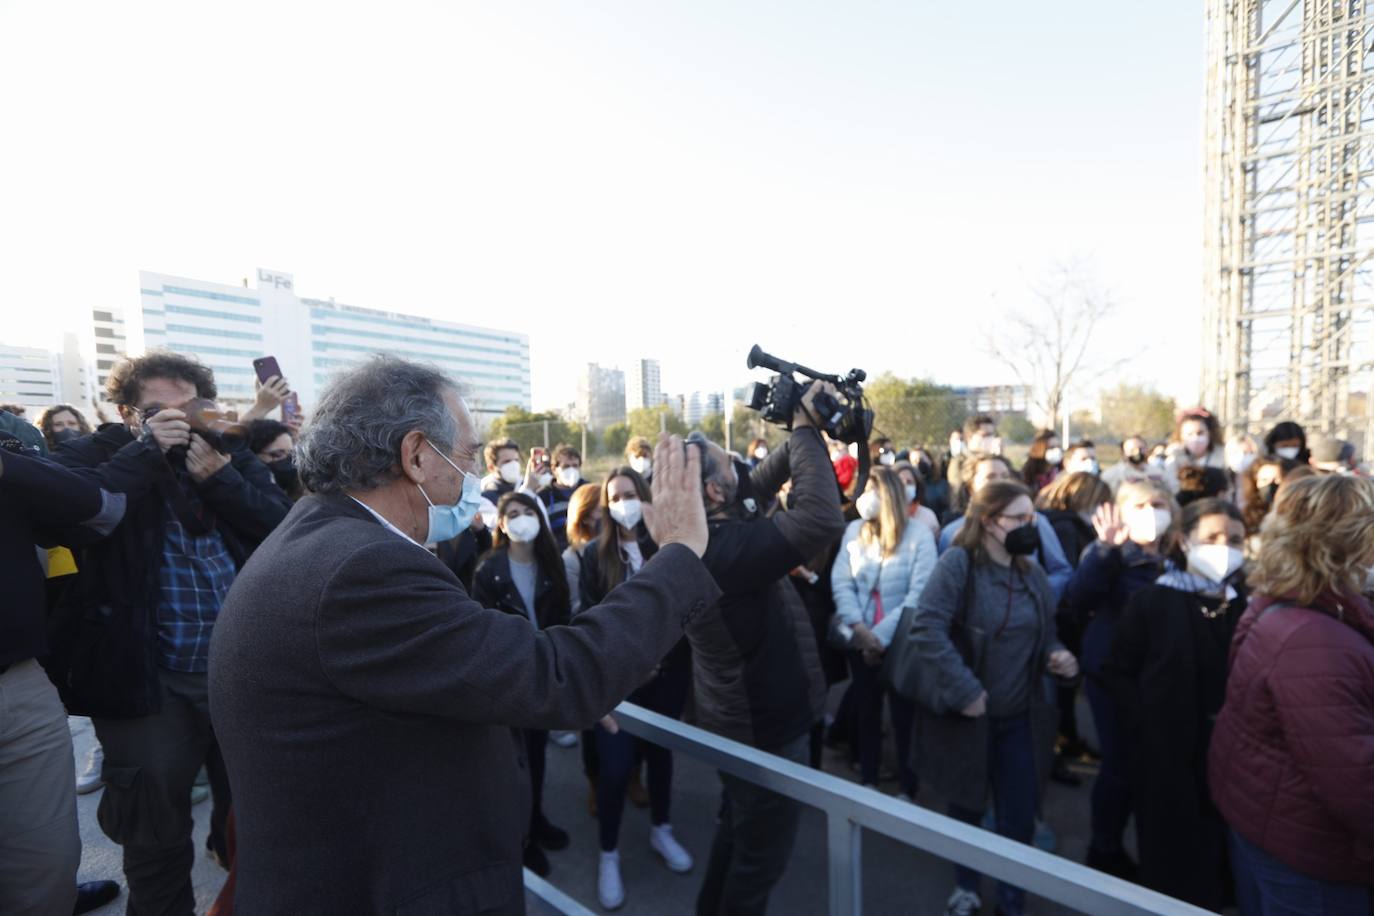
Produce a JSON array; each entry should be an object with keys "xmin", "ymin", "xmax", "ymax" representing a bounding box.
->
[
  {"xmin": 1126, "ymin": 452, "xmax": 1146, "ymax": 466},
  {"xmin": 52, "ymin": 427, "xmax": 83, "ymax": 445},
  {"xmin": 1003, "ymin": 522, "xmax": 1041, "ymax": 556},
  {"xmin": 268, "ymin": 457, "xmax": 298, "ymax": 493},
  {"xmin": 916, "ymin": 458, "xmax": 934, "ymax": 479}
]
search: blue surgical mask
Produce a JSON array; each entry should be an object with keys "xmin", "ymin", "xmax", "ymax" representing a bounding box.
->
[{"xmin": 418, "ymin": 440, "xmax": 481, "ymax": 543}]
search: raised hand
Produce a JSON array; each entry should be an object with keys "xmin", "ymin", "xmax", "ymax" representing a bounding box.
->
[
  {"xmin": 645, "ymin": 433, "xmax": 708, "ymax": 557},
  {"xmin": 1092, "ymin": 502, "xmax": 1129, "ymax": 546}
]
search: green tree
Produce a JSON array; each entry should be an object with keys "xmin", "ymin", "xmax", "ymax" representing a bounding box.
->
[
  {"xmin": 485, "ymin": 405, "xmax": 584, "ymax": 461},
  {"xmin": 864, "ymin": 372, "xmax": 969, "ymax": 449},
  {"xmin": 699, "ymin": 412, "xmax": 726, "ymax": 445},
  {"xmin": 602, "ymin": 422, "xmax": 630, "ymax": 459},
  {"xmin": 627, "ymin": 405, "xmax": 687, "ymax": 439},
  {"xmin": 1097, "ymin": 383, "xmax": 1176, "ymax": 441},
  {"xmin": 999, "ymin": 414, "xmax": 1037, "ymax": 444}
]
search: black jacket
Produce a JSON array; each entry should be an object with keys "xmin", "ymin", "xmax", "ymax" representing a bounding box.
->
[
  {"xmin": 1099, "ymin": 581, "xmax": 1247, "ymax": 909},
  {"xmin": 437, "ymin": 526, "xmax": 493, "ymax": 593},
  {"xmin": 209, "ymin": 493, "xmax": 720, "ymax": 915},
  {"xmin": 47, "ymin": 423, "xmax": 290, "ymax": 717},
  {"xmin": 1040, "ymin": 508, "xmax": 1094, "ymax": 570},
  {"xmin": 0, "ymin": 450, "xmax": 126, "ymax": 667},
  {"xmin": 688, "ymin": 426, "xmax": 846, "ymax": 749},
  {"xmin": 471, "ymin": 549, "xmax": 571, "ymax": 630}
]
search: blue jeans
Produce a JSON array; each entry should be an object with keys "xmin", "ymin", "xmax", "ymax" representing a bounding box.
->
[
  {"xmin": 1230, "ymin": 830, "xmax": 1371, "ymax": 916},
  {"xmin": 595, "ymin": 653, "xmax": 690, "ymax": 852},
  {"xmin": 947, "ymin": 714, "xmax": 1038, "ymax": 916}
]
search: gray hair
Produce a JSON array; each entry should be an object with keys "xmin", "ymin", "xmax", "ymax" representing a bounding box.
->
[{"xmin": 297, "ymin": 354, "xmax": 459, "ymax": 495}]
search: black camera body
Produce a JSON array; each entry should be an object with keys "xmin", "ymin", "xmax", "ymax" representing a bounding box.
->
[{"xmin": 745, "ymin": 345, "xmax": 873, "ymax": 445}]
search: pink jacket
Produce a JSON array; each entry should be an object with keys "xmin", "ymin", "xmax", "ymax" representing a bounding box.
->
[{"xmin": 1208, "ymin": 591, "xmax": 1374, "ymax": 884}]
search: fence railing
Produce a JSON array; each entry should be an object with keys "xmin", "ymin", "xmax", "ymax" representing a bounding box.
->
[{"xmin": 524, "ymin": 702, "xmax": 1211, "ymax": 916}]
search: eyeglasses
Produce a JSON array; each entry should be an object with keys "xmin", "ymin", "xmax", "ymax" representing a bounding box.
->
[{"xmin": 997, "ymin": 512, "xmax": 1035, "ymax": 526}]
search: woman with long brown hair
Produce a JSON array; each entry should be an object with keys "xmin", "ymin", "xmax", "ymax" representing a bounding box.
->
[
  {"xmin": 1021, "ymin": 429, "xmax": 1062, "ymax": 496},
  {"xmin": 1209, "ymin": 475, "xmax": 1374, "ymax": 913},
  {"xmin": 578, "ymin": 467, "xmax": 692, "ymax": 909},
  {"xmin": 902, "ymin": 480, "xmax": 1077, "ymax": 916}
]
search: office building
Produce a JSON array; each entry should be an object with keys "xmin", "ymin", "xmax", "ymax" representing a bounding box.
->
[
  {"xmin": 576, "ymin": 363, "xmax": 626, "ymax": 429},
  {"xmin": 124, "ymin": 268, "xmax": 530, "ymax": 424},
  {"xmin": 626, "ymin": 359, "xmax": 662, "ymax": 411},
  {"xmin": 0, "ymin": 345, "xmax": 61, "ymax": 411},
  {"xmin": 684, "ymin": 390, "xmax": 724, "ymax": 426}
]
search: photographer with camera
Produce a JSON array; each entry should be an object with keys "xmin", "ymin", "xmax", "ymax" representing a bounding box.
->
[
  {"xmin": 48, "ymin": 352, "xmax": 291, "ymax": 916},
  {"xmin": 688, "ymin": 362, "xmax": 847, "ymax": 916}
]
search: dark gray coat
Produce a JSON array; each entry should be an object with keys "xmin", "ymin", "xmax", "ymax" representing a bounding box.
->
[
  {"xmin": 899, "ymin": 546, "xmax": 1061, "ymax": 808},
  {"xmin": 209, "ymin": 494, "xmax": 720, "ymax": 915}
]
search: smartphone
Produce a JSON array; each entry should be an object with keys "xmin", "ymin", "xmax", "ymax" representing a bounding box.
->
[
  {"xmin": 531, "ymin": 447, "xmax": 548, "ymax": 471},
  {"xmin": 253, "ymin": 356, "xmax": 283, "ymax": 385},
  {"xmin": 281, "ymin": 392, "xmax": 300, "ymax": 425}
]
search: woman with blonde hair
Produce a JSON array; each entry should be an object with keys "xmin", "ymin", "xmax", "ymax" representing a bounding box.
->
[
  {"xmin": 561, "ymin": 483, "xmax": 602, "ymax": 615},
  {"xmin": 900, "ymin": 479, "xmax": 1077, "ymax": 916},
  {"xmin": 1209, "ymin": 475, "xmax": 1374, "ymax": 913},
  {"xmin": 1062, "ymin": 478, "xmax": 1179, "ymax": 879},
  {"xmin": 831, "ymin": 467, "xmax": 937, "ymax": 797}
]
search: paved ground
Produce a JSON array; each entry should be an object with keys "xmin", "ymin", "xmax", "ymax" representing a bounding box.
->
[{"xmin": 71, "ymin": 688, "xmax": 1110, "ymax": 915}]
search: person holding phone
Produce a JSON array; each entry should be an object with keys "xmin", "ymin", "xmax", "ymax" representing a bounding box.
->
[{"xmin": 242, "ymin": 357, "xmax": 292, "ymax": 425}]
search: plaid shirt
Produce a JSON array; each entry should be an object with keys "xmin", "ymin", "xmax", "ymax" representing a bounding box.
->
[{"xmin": 155, "ymin": 488, "xmax": 236, "ymax": 673}]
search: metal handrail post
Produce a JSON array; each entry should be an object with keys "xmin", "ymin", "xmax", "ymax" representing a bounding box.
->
[{"xmin": 826, "ymin": 813, "xmax": 862, "ymax": 916}]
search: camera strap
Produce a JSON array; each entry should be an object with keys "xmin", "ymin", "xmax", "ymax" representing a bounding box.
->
[{"xmin": 155, "ymin": 463, "xmax": 217, "ymax": 536}]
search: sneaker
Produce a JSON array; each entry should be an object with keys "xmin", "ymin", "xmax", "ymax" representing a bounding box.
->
[
  {"xmin": 76, "ymin": 746, "xmax": 104, "ymax": 795},
  {"xmin": 649, "ymin": 824, "xmax": 692, "ymax": 874},
  {"xmin": 945, "ymin": 887, "xmax": 982, "ymax": 916},
  {"xmin": 523, "ymin": 843, "xmax": 550, "ymax": 878},
  {"xmin": 550, "ymin": 731, "xmax": 579, "ymax": 748},
  {"xmin": 535, "ymin": 817, "xmax": 570, "ymax": 851},
  {"xmin": 73, "ymin": 880, "xmax": 120, "ymax": 915},
  {"xmin": 598, "ymin": 850, "xmax": 625, "ymax": 909}
]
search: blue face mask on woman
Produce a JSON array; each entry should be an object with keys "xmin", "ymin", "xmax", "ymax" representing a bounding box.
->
[{"xmin": 418, "ymin": 440, "xmax": 482, "ymax": 542}]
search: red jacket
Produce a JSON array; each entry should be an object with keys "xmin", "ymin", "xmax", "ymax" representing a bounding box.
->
[{"xmin": 1208, "ymin": 591, "xmax": 1374, "ymax": 884}]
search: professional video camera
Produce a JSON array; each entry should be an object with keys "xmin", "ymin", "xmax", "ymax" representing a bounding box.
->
[{"xmin": 745, "ymin": 345, "xmax": 873, "ymax": 445}]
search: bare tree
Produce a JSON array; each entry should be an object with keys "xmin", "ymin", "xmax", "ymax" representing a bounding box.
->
[{"xmin": 984, "ymin": 263, "xmax": 1126, "ymax": 429}]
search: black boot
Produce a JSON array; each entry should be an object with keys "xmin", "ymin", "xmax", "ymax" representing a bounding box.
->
[
  {"xmin": 534, "ymin": 816, "xmax": 570, "ymax": 851},
  {"xmin": 73, "ymin": 881, "xmax": 120, "ymax": 915},
  {"xmin": 523, "ymin": 843, "xmax": 551, "ymax": 877}
]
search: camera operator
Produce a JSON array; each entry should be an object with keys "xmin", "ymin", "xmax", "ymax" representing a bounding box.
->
[
  {"xmin": 0, "ymin": 440, "xmax": 128, "ymax": 915},
  {"xmin": 47, "ymin": 352, "xmax": 291, "ymax": 916},
  {"xmin": 687, "ymin": 379, "xmax": 846, "ymax": 916}
]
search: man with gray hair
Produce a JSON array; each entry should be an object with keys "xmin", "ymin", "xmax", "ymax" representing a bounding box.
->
[{"xmin": 209, "ymin": 354, "xmax": 717, "ymax": 915}]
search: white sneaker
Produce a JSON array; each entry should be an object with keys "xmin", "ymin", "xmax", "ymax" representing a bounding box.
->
[
  {"xmin": 598, "ymin": 850, "xmax": 625, "ymax": 910},
  {"xmin": 550, "ymin": 731, "xmax": 579, "ymax": 748},
  {"xmin": 649, "ymin": 823, "xmax": 693, "ymax": 873},
  {"xmin": 76, "ymin": 745, "xmax": 104, "ymax": 795},
  {"xmin": 945, "ymin": 887, "xmax": 982, "ymax": 916}
]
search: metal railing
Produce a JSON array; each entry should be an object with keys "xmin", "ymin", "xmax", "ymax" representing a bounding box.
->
[{"xmin": 524, "ymin": 702, "xmax": 1211, "ymax": 916}]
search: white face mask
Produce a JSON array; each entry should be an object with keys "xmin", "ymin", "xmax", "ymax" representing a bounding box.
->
[
  {"xmin": 536, "ymin": 472, "xmax": 553, "ymax": 488},
  {"xmin": 609, "ymin": 498, "xmax": 643, "ymax": 530},
  {"xmin": 498, "ymin": 459, "xmax": 522, "ymax": 485},
  {"xmin": 1276, "ymin": 446, "xmax": 1300, "ymax": 461},
  {"xmin": 1228, "ymin": 451, "xmax": 1256, "ymax": 475},
  {"xmin": 856, "ymin": 491, "xmax": 882, "ymax": 521},
  {"xmin": 1125, "ymin": 506, "xmax": 1171, "ymax": 544},
  {"xmin": 1068, "ymin": 457, "xmax": 1099, "ymax": 476},
  {"xmin": 1184, "ymin": 433, "xmax": 1210, "ymax": 458},
  {"xmin": 504, "ymin": 514, "xmax": 542, "ymax": 543},
  {"xmin": 984, "ymin": 436, "xmax": 1003, "ymax": 456},
  {"xmin": 950, "ymin": 440, "xmax": 965, "ymax": 457},
  {"xmin": 1187, "ymin": 542, "xmax": 1244, "ymax": 583},
  {"xmin": 1044, "ymin": 447, "xmax": 1063, "ymax": 466},
  {"xmin": 753, "ymin": 446, "xmax": 768, "ymax": 460},
  {"xmin": 904, "ymin": 484, "xmax": 917, "ymax": 503},
  {"xmin": 556, "ymin": 466, "xmax": 581, "ymax": 487},
  {"xmin": 877, "ymin": 452, "xmax": 896, "ymax": 466},
  {"xmin": 629, "ymin": 456, "xmax": 652, "ymax": 476},
  {"xmin": 1148, "ymin": 455, "xmax": 1167, "ymax": 470}
]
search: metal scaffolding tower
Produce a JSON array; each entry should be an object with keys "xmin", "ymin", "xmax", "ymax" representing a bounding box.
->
[{"xmin": 1203, "ymin": 0, "xmax": 1374, "ymax": 452}]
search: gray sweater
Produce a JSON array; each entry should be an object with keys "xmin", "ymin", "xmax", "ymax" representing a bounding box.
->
[{"xmin": 907, "ymin": 546, "xmax": 1062, "ymax": 716}]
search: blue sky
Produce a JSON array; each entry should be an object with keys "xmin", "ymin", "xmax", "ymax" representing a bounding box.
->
[{"xmin": 0, "ymin": 1, "xmax": 1207, "ymax": 416}]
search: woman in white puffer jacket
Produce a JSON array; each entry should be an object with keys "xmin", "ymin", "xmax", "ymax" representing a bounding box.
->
[{"xmin": 831, "ymin": 466, "xmax": 938, "ymax": 797}]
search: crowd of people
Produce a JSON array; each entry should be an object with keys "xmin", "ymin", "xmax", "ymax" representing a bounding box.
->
[{"xmin": 1, "ymin": 355, "xmax": 1371, "ymax": 916}]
